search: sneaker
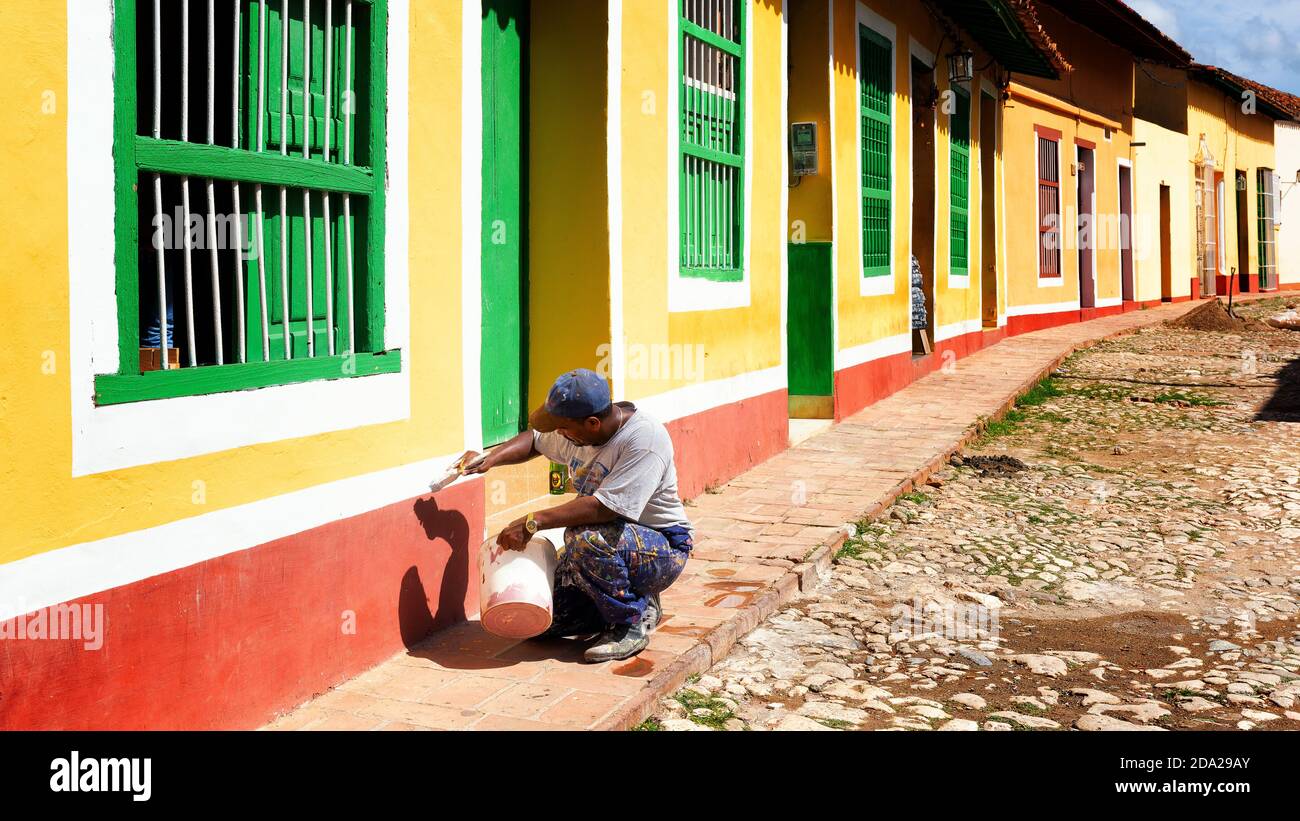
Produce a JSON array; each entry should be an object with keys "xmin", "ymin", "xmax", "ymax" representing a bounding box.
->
[
  {"xmin": 583, "ymin": 621, "xmax": 650, "ymax": 663},
  {"xmin": 642, "ymin": 592, "xmax": 662, "ymax": 631}
]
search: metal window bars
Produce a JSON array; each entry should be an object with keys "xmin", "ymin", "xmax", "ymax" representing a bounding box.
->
[
  {"xmin": 680, "ymin": 0, "xmax": 743, "ymax": 280},
  {"xmin": 140, "ymin": 0, "xmax": 362, "ymax": 372}
]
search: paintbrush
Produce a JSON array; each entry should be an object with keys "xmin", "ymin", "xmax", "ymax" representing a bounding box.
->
[{"xmin": 428, "ymin": 452, "xmax": 487, "ymax": 493}]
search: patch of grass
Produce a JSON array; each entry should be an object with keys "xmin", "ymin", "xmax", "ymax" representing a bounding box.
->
[
  {"xmin": 633, "ymin": 718, "xmax": 662, "ymax": 731},
  {"xmin": 1012, "ymin": 701, "xmax": 1049, "ymax": 716},
  {"xmin": 900, "ymin": 491, "xmax": 931, "ymax": 504},
  {"xmin": 814, "ymin": 718, "xmax": 854, "ymax": 730},
  {"xmin": 1160, "ymin": 687, "xmax": 1224, "ymax": 704},
  {"xmin": 673, "ymin": 689, "xmax": 737, "ymax": 730},
  {"xmin": 1035, "ymin": 411, "xmax": 1071, "ymax": 425},
  {"xmin": 1017, "ymin": 378, "xmax": 1065, "ymax": 407},
  {"xmin": 978, "ymin": 409, "xmax": 1028, "ymax": 443}
]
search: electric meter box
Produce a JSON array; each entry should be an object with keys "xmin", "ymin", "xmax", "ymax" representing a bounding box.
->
[{"xmin": 790, "ymin": 121, "xmax": 818, "ymax": 176}]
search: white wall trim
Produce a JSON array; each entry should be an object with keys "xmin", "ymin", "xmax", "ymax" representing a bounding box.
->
[
  {"xmin": 855, "ymin": 3, "xmax": 898, "ymax": 298},
  {"xmin": 608, "ymin": 0, "xmax": 627, "ymax": 397},
  {"xmin": 633, "ymin": 366, "xmax": 785, "ymax": 424},
  {"xmin": 1095, "ymin": 296, "xmax": 1122, "ymax": 308},
  {"xmin": 666, "ymin": 0, "xmax": 754, "ymax": 313},
  {"xmin": 780, "ymin": 0, "xmax": 789, "ymax": 370},
  {"xmin": 67, "ymin": 0, "xmax": 413, "ymax": 477},
  {"xmin": 0, "ymin": 448, "xmax": 472, "ymax": 623},
  {"xmin": 828, "ymin": 0, "xmax": 839, "ymax": 352},
  {"xmin": 461, "ymin": 0, "xmax": 484, "ymax": 452},
  {"xmin": 835, "ymin": 331, "xmax": 910, "ymax": 371},
  {"xmin": 934, "ymin": 317, "xmax": 982, "ymax": 342},
  {"xmin": 1005, "ymin": 299, "xmax": 1080, "ymax": 317}
]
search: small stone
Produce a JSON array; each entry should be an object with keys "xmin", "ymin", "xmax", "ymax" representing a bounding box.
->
[
  {"xmin": 950, "ymin": 693, "xmax": 987, "ymax": 710},
  {"xmin": 661, "ymin": 718, "xmax": 713, "ymax": 731},
  {"xmin": 1075, "ymin": 714, "xmax": 1159, "ymax": 732},
  {"xmin": 1070, "ymin": 688, "xmax": 1122, "ymax": 707},
  {"xmin": 937, "ymin": 718, "xmax": 980, "ymax": 731},
  {"xmin": 987, "ymin": 711, "xmax": 1060, "ymax": 729},
  {"xmin": 1240, "ymin": 709, "xmax": 1278, "ymax": 722},
  {"xmin": 957, "ymin": 647, "xmax": 993, "ymax": 667},
  {"xmin": 796, "ymin": 701, "xmax": 869, "ymax": 725},
  {"xmin": 1010, "ymin": 654, "xmax": 1068, "ymax": 677},
  {"xmin": 1088, "ymin": 702, "xmax": 1171, "ymax": 723},
  {"xmin": 774, "ymin": 714, "xmax": 838, "ymax": 731}
]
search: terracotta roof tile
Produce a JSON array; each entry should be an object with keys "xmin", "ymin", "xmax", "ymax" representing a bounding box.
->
[{"xmin": 1192, "ymin": 64, "xmax": 1300, "ymax": 120}]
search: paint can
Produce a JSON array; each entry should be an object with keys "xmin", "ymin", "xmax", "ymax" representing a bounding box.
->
[{"xmin": 478, "ymin": 530, "xmax": 561, "ymax": 639}]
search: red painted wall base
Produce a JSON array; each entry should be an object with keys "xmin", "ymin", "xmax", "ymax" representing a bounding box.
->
[
  {"xmin": 0, "ymin": 478, "xmax": 484, "ymax": 730},
  {"xmin": 666, "ymin": 388, "xmax": 790, "ymax": 500}
]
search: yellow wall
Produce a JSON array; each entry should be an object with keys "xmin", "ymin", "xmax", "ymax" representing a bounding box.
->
[
  {"xmin": 1132, "ymin": 117, "xmax": 1194, "ymax": 301},
  {"xmin": 618, "ymin": 0, "xmax": 785, "ymax": 400},
  {"xmin": 0, "ymin": 5, "xmax": 469, "ymax": 564},
  {"xmin": 1186, "ymin": 77, "xmax": 1277, "ymax": 289},
  {"xmin": 528, "ymin": 3, "xmax": 610, "ymax": 406},
  {"xmin": 830, "ymin": 0, "xmax": 998, "ymax": 350},
  {"xmin": 788, "ymin": 0, "xmax": 833, "ymax": 241}
]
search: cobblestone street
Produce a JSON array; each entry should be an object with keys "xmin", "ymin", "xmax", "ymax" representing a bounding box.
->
[{"xmin": 650, "ymin": 298, "xmax": 1300, "ymax": 732}]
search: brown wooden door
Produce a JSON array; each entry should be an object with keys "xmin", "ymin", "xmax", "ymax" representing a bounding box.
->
[{"xmin": 1077, "ymin": 146, "xmax": 1095, "ymax": 309}]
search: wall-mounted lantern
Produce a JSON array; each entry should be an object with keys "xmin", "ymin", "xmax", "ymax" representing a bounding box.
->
[{"xmin": 947, "ymin": 45, "xmax": 974, "ymax": 85}]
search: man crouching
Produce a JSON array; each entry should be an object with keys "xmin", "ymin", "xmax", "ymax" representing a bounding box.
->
[{"xmin": 459, "ymin": 368, "xmax": 693, "ymax": 662}]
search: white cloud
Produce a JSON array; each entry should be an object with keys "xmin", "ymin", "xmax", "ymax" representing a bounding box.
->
[{"xmin": 1125, "ymin": 0, "xmax": 1300, "ymax": 95}]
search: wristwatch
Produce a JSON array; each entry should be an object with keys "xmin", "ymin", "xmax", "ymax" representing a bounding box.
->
[{"xmin": 524, "ymin": 511, "xmax": 539, "ymax": 536}]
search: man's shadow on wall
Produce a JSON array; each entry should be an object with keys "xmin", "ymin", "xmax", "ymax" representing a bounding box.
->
[{"xmin": 398, "ymin": 497, "xmax": 473, "ymax": 649}]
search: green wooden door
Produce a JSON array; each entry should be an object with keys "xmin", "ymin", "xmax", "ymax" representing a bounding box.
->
[
  {"xmin": 481, "ymin": 0, "xmax": 527, "ymax": 445},
  {"xmin": 787, "ymin": 242, "xmax": 834, "ymax": 401}
]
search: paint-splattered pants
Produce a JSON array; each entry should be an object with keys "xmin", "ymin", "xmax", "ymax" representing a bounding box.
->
[{"xmin": 547, "ymin": 521, "xmax": 691, "ymax": 633}]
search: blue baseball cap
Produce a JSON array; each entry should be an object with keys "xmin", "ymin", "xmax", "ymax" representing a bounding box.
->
[{"xmin": 529, "ymin": 368, "xmax": 612, "ymax": 432}]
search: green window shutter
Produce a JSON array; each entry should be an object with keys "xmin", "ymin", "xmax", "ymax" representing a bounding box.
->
[
  {"xmin": 99, "ymin": 0, "xmax": 390, "ymax": 405},
  {"xmin": 259, "ymin": 5, "xmax": 349, "ymax": 156},
  {"xmin": 859, "ymin": 26, "xmax": 891, "ymax": 279},
  {"xmin": 1256, "ymin": 169, "xmax": 1276, "ymax": 289},
  {"xmin": 949, "ymin": 86, "xmax": 970, "ymax": 277},
  {"xmin": 679, "ymin": 0, "xmax": 745, "ymax": 283}
]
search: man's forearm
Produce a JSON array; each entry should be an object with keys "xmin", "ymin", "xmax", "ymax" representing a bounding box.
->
[
  {"xmin": 482, "ymin": 430, "xmax": 538, "ymax": 469},
  {"xmin": 533, "ymin": 495, "xmax": 619, "ymax": 530}
]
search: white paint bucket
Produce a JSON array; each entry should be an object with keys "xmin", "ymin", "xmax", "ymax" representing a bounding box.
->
[{"xmin": 477, "ymin": 529, "xmax": 562, "ymax": 639}]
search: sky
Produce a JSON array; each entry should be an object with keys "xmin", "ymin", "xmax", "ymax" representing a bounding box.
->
[{"xmin": 1126, "ymin": 0, "xmax": 1300, "ymax": 96}]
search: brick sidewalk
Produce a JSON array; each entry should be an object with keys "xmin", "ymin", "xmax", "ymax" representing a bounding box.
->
[{"xmin": 264, "ymin": 299, "xmax": 1247, "ymax": 731}]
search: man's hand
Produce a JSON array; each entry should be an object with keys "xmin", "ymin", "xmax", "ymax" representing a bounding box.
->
[
  {"xmin": 496, "ymin": 518, "xmax": 529, "ymax": 551},
  {"xmin": 456, "ymin": 450, "xmax": 490, "ymax": 475}
]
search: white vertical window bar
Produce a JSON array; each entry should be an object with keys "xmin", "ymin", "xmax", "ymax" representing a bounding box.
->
[
  {"xmin": 343, "ymin": 0, "xmax": 356, "ymax": 354},
  {"xmin": 302, "ymin": 0, "xmax": 315, "ymax": 358},
  {"xmin": 707, "ymin": 42, "xmax": 714, "ymax": 270},
  {"xmin": 254, "ymin": 0, "xmax": 271, "ymax": 360},
  {"xmin": 278, "ymin": 0, "xmax": 292, "ymax": 359},
  {"xmin": 152, "ymin": 0, "xmax": 169, "ymax": 370},
  {"xmin": 181, "ymin": 0, "xmax": 199, "ymax": 367},
  {"xmin": 322, "ymin": 0, "xmax": 335, "ymax": 355},
  {"xmin": 231, "ymin": 0, "xmax": 247, "ymax": 362},
  {"xmin": 205, "ymin": 0, "xmax": 225, "ymax": 365}
]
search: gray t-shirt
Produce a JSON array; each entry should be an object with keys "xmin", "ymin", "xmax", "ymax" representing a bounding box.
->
[{"xmin": 532, "ymin": 402, "xmax": 691, "ymax": 533}]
